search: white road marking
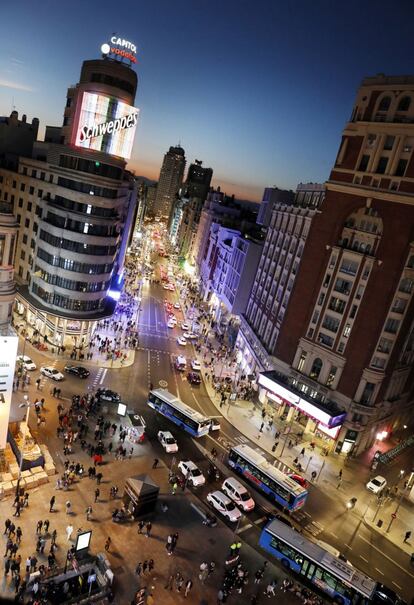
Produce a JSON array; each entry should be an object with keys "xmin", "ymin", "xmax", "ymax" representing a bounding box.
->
[
  {"xmin": 328, "ymin": 531, "xmax": 339, "ymax": 538},
  {"xmin": 254, "ymin": 516, "xmax": 268, "ymax": 525},
  {"xmin": 392, "ymin": 582, "xmax": 402, "ymax": 590},
  {"xmin": 344, "ymin": 544, "xmax": 353, "ymax": 550},
  {"xmin": 375, "ymin": 568, "xmax": 384, "ymax": 575},
  {"xmin": 99, "ymin": 369, "xmax": 107, "ymax": 385},
  {"xmin": 359, "ymin": 534, "xmax": 414, "ymax": 578},
  {"xmin": 236, "ymin": 524, "xmax": 252, "ymax": 534},
  {"xmin": 359, "ymin": 555, "xmax": 369, "ymax": 563}
]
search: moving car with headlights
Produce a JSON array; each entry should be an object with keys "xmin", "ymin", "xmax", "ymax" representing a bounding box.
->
[
  {"xmin": 40, "ymin": 366, "xmax": 64, "ymax": 381},
  {"xmin": 181, "ymin": 322, "xmax": 190, "ymax": 331},
  {"xmin": 207, "ymin": 490, "xmax": 242, "ymax": 522},
  {"xmin": 366, "ymin": 475, "xmax": 387, "ymax": 495},
  {"xmin": 96, "ymin": 388, "xmax": 121, "ymax": 403},
  {"xmin": 64, "ymin": 365, "xmax": 90, "ymax": 379},
  {"xmin": 178, "ymin": 460, "xmax": 205, "ymax": 486},
  {"xmin": 187, "ymin": 372, "xmax": 201, "ymax": 385},
  {"xmin": 191, "ymin": 359, "xmax": 201, "ymax": 371},
  {"xmin": 17, "ymin": 355, "xmax": 36, "ymax": 371},
  {"xmin": 167, "ymin": 319, "xmax": 176, "ymax": 328},
  {"xmin": 222, "ymin": 477, "xmax": 255, "ymax": 512},
  {"xmin": 177, "ymin": 336, "xmax": 187, "ymax": 346},
  {"xmin": 157, "ymin": 430, "xmax": 178, "ymax": 453}
]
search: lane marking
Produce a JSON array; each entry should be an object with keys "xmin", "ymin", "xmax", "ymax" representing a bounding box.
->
[
  {"xmin": 99, "ymin": 369, "xmax": 107, "ymax": 385},
  {"xmin": 359, "ymin": 534, "xmax": 414, "ymax": 578},
  {"xmin": 328, "ymin": 531, "xmax": 339, "ymax": 539},
  {"xmin": 359, "ymin": 555, "xmax": 369, "ymax": 563},
  {"xmin": 392, "ymin": 582, "xmax": 402, "ymax": 590},
  {"xmin": 375, "ymin": 568, "xmax": 384, "ymax": 576},
  {"xmin": 254, "ymin": 516, "xmax": 268, "ymax": 525},
  {"xmin": 344, "ymin": 544, "xmax": 353, "ymax": 550},
  {"xmin": 236, "ymin": 524, "xmax": 252, "ymax": 534}
]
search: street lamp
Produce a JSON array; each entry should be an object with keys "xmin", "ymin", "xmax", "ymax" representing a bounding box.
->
[{"xmin": 15, "ymin": 396, "xmax": 34, "ymax": 496}]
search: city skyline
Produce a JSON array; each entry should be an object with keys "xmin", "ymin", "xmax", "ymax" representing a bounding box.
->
[{"xmin": 1, "ymin": 0, "xmax": 413, "ymax": 200}]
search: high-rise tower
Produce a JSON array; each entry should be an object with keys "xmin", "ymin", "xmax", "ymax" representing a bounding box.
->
[{"xmin": 152, "ymin": 145, "xmax": 186, "ymax": 218}]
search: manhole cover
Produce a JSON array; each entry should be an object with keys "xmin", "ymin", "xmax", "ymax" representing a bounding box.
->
[{"xmin": 159, "ymin": 380, "xmax": 168, "ymax": 388}]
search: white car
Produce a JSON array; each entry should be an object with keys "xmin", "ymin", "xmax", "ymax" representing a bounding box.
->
[
  {"xmin": 168, "ymin": 315, "xmax": 177, "ymax": 324},
  {"xmin": 210, "ymin": 418, "xmax": 221, "ymax": 431},
  {"xmin": 222, "ymin": 477, "xmax": 255, "ymax": 512},
  {"xmin": 17, "ymin": 355, "xmax": 36, "ymax": 371},
  {"xmin": 174, "ymin": 303, "xmax": 181, "ymax": 310},
  {"xmin": 175, "ymin": 355, "xmax": 187, "ymax": 371},
  {"xmin": 40, "ymin": 366, "xmax": 64, "ymax": 381},
  {"xmin": 207, "ymin": 490, "xmax": 242, "ymax": 522},
  {"xmin": 177, "ymin": 336, "xmax": 187, "ymax": 346},
  {"xmin": 184, "ymin": 332, "xmax": 198, "ymax": 340},
  {"xmin": 157, "ymin": 431, "xmax": 178, "ymax": 453},
  {"xmin": 366, "ymin": 475, "xmax": 387, "ymax": 495},
  {"xmin": 163, "ymin": 284, "xmax": 170, "ymax": 290},
  {"xmin": 178, "ymin": 460, "xmax": 205, "ymax": 486},
  {"xmin": 181, "ymin": 322, "xmax": 190, "ymax": 331},
  {"xmin": 191, "ymin": 359, "xmax": 201, "ymax": 371},
  {"xmin": 167, "ymin": 319, "xmax": 176, "ymax": 328}
]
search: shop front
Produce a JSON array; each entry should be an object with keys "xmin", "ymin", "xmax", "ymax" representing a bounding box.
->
[{"xmin": 258, "ymin": 371, "xmax": 346, "ymax": 449}]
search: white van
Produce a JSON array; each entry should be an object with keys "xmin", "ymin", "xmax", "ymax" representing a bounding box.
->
[
  {"xmin": 175, "ymin": 356, "xmax": 187, "ymax": 371},
  {"xmin": 222, "ymin": 477, "xmax": 255, "ymax": 512}
]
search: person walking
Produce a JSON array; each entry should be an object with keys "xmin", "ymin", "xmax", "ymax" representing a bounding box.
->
[
  {"xmin": 36, "ymin": 520, "xmax": 43, "ymax": 534},
  {"xmin": 86, "ymin": 506, "xmax": 93, "ymax": 521},
  {"xmin": 137, "ymin": 520, "xmax": 145, "ymax": 534},
  {"xmin": 404, "ymin": 530, "xmax": 412, "ymax": 543},
  {"xmin": 66, "ymin": 525, "xmax": 73, "ymax": 541},
  {"xmin": 165, "ymin": 573, "xmax": 174, "ymax": 590},
  {"xmin": 65, "ymin": 500, "xmax": 72, "ymax": 515},
  {"xmin": 145, "ymin": 521, "xmax": 152, "ymax": 537},
  {"xmin": 135, "ymin": 562, "xmax": 142, "ymax": 576},
  {"xmin": 4, "ymin": 519, "xmax": 11, "ymax": 535},
  {"xmin": 49, "ymin": 496, "xmax": 55, "ymax": 512},
  {"xmin": 43, "ymin": 519, "xmax": 50, "ymax": 533},
  {"xmin": 104, "ymin": 537, "xmax": 111, "ymax": 551},
  {"xmin": 338, "ymin": 469, "xmax": 343, "ymax": 480},
  {"xmin": 16, "ymin": 527, "xmax": 22, "ymax": 544},
  {"xmin": 94, "ymin": 488, "xmax": 100, "ymax": 503},
  {"xmin": 152, "ymin": 458, "xmax": 159, "ymax": 469},
  {"xmin": 184, "ymin": 579, "xmax": 193, "ymax": 598}
]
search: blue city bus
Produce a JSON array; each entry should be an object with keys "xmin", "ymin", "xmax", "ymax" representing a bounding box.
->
[
  {"xmin": 228, "ymin": 444, "xmax": 308, "ymax": 511},
  {"xmin": 260, "ymin": 518, "xmax": 405, "ymax": 605},
  {"xmin": 148, "ymin": 389, "xmax": 211, "ymax": 437}
]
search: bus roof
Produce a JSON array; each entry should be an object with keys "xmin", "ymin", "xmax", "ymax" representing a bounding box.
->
[
  {"xmin": 264, "ymin": 518, "xmax": 376, "ymax": 598},
  {"xmin": 231, "ymin": 444, "xmax": 307, "ymax": 497},
  {"xmin": 151, "ymin": 389, "xmax": 209, "ymax": 424}
]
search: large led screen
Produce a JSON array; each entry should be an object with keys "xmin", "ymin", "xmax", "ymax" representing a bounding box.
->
[{"xmin": 75, "ymin": 92, "xmax": 139, "ymax": 159}]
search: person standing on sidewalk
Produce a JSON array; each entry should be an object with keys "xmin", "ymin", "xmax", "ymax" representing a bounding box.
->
[
  {"xmin": 94, "ymin": 488, "xmax": 100, "ymax": 503},
  {"xmin": 184, "ymin": 579, "xmax": 193, "ymax": 598},
  {"xmin": 145, "ymin": 521, "xmax": 152, "ymax": 537},
  {"xmin": 404, "ymin": 530, "xmax": 411, "ymax": 543},
  {"xmin": 104, "ymin": 537, "xmax": 111, "ymax": 551},
  {"xmin": 49, "ymin": 496, "xmax": 55, "ymax": 512}
]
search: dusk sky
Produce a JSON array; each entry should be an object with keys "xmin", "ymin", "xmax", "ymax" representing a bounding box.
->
[{"xmin": 1, "ymin": 0, "xmax": 413, "ymax": 201}]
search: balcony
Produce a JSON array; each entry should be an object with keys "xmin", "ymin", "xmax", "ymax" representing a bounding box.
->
[{"xmin": 351, "ymin": 401, "xmax": 378, "ymax": 417}]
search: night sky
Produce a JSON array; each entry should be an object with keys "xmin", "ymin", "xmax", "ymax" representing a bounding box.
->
[{"xmin": 1, "ymin": 0, "xmax": 413, "ymax": 200}]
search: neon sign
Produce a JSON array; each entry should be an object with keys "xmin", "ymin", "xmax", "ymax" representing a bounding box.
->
[{"xmin": 101, "ymin": 36, "xmax": 137, "ymax": 64}]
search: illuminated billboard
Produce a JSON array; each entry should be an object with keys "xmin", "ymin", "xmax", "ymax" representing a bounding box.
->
[{"xmin": 75, "ymin": 92, "xmax": 139, "ymax": 160}]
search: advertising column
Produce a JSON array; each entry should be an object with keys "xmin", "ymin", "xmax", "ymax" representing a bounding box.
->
[{"xmin": 0, "ymin": 330, "xmax": 18, "ymax": 449}]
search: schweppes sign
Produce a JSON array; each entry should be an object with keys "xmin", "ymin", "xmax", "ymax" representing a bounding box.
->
[{"xmin": 79, "ymin": 111, "xmax": 139, "ymax": 142}]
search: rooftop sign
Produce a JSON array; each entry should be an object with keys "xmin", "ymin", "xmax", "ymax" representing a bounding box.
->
[{"xmin": 101, "ymin": 35, "xmax": 137, "ymax": 64}]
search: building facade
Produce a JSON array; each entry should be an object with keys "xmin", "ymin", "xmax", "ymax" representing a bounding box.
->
[
  {"xmin": 239, "ymin": 75, "xmax": 414, "ymax": 455},
  {"xmin": 0, "ymin": 55, "xmax": 140, "ymax": 347},
  {"xmin": 152, "ymin": 146, "xmax": 186, "ymax": 219}
]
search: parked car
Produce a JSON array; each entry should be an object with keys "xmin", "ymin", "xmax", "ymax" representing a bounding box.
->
[
  {"xmin": 209, "ymin": 418, "xmax": 221, "ymax": 431},
  {"xmin": 174, "ymin": 302, "xmax": 181, "ymax": 309},
  {"xmin": 366, "ymin": 475, "xmax": 387, "ymax": 494},
  {"xmin": 187, "ymin": 372, "xmax": 201, "ymax": 385},
  {"xmin": 16, "ymin": 355, "xmax": 36, "ymax": 371},
  {"xmin": 64, "ymin": 365, "xmax": 90, "ymax": 379},
  {"xmin": 40, "ymin": 366, "xmax": 64, "ymax": 381},
  {"xmin": 288, "ymin": 473, "xmax": 309, "ymax": 488},
  {"xmin": 181, "ymin": 322, "xmax": 190, "ymax": 331},
  {"xmin": 191, "ymin": 359, "xmax": 201, "ymax": 371},
  {"xmin": 167, "ymin": 319, "xmax": 176, "ymax": 328},
  {"xmin": 96, "ymin": 388, "xmax": 121, "ymax": 403},
  {"xmin": 222, "ymin": 477, "xmax": 255, "ymax": 512},
  {"xmin": 158, "ymin": 430, "xmax": 178, "ymax": 453},
  {"xmin": 177, "ymin": 336, "xmax": 187, "ymax": 346},
  {"xmin": 207, "ymin": 490, "xmax": 242, "ymax": 522},
  {"xmin": 178, "ymin": 460, "xmax": 205, "ymax": 486},
  {"xmin": 183, "ymin": 332, "xmax": 198, "ymax": 340},
  {"xmin": 175, "ymin": 355, "xmax": 187, "ymax": 371}
]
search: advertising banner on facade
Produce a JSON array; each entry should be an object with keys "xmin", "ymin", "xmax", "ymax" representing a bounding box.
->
[
  {"xmin": 75, "ymin": 92, "xmax": 139, "ymax": 160},
  {"xmin": 0, "ymin": 333, "xmax": 18, "ymax": 449}
]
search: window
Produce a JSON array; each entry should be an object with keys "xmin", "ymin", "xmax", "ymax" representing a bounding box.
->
[
  {"xmin": 312, "ymin": 311, "xmax": 319, "ymax": 324},
  {"xmin": 378, "ymin": 96, "xmax": 391, "ymax": 111},
  {"xmin": 40, "ymin": 172, "xmax": 45, "ymax": 181},
  {"xmin": 297, "ymin": 352, "xmax": 307, "ymax": 372},
  {"xmin": 37, "ymin": 189, "xmax": 43, "ymax": 198},
  {"xmin": 395, "ymin": 159, "xmax": 408, "ymax": 177},
  {"xmin": 18, "ymin": 198, "xmax": 23, "ymax": 208},
  {"xmin": 16, "ymin": 214, "xmax": 21, "ymax": 224},
  {"xmin": 399, "ymin": 278, "xmax": 414, "ymax": 294},
  {"xmin": 334, "ymin": 277, "xmax": 351, "ymax": 295},
  {"xmin": 392, "ymin": 298, "xmax": 407, "ymax": 314},
  {"xmin": 339, "ymin": 259, "xmax": 358, "ymax": 275},
  {"xmin": 350, "ymin": 304, "xmax": 358, "ymax": 318},
  {"xmin": 355, "ymin": 285, "xmax": 364, "ymax": 299},
  {"xmin": 326, "ymin": 366, "xmax": 338, "ymax": 388},
  {"xmin": 20, "ymin": 250, "xmax": 25, "ymax": 261},
  {"xmin": 360, "ymin": 382, "xmax": 375, "ymax": 405},
  {"xmin": 24, "ymin": 218, "xmax": 30, "ymax": 228},
  {"xmin": 384, "ymin": 318, "xmax": 400, "ymax": 334},
  {"xmin": 328, "ymin": 297, "xmax": 346, "ymax": 314},
  {"xmin": 384, "ymin": 135, "xmax": 395, "ymax": 150},
  {"xmin": 22, "ymin": 167, "xmax": 27, "ymax": 176},
  {"xmin": 318, "ymin": 293, "xmax": 325, "ymax": 306},
  {"xmin": 407, "ymin": 255, "xmax": 414, "ymax": 268},
  {"xmin": 12, "ymin": 180, "xmax": 16, "ymax": 188},
  {"xmin": 22, "ymin": 234, "xmax": 28, "ymax": 245},
  {"xmin": 358, "ymin": 155, "xmax": 370, "ymax": 172},
  {"xmin": 20, "ymin": 183, "xmax": 25, "ymax": 192},
  {"xmin": 309, "ymin": 358, "xmax": 323, "ymax": 380},
  {"xmin": 337, "ymin": 341, "xmax": 345, "ymax": 353},
  {"xmin": 322, "ymin": 315, "xmax": 340, "ymax": 333},
  {"xmin": 343, "ymin": 323, "xmax": 351, "ymax": 338},
  {"xmin": 29, "ymin": 186, "xmax": 34, "ymax": 195},
  {"xmin": 397, "ymin": 96, "xmax": 411, "ymax": 111},
  {"xmin": 323, "ymin": 274, "xmax": 331, "ymax": 287},
  {"xmin": 376, "ymin": 157, "xmax": 388, "ymax": 174},
  {"xmin": 27, "ymin": 202, "xmax": 32, "ymax": 212},
  {"xmin": 377, "ymin": 338, "xmax": 392, "ymax": 353},
  {"xmin": 371, "ymin": 357, "xmax": 386, "ymax": 369},
  {"xmin": 31, "ymin": 169, "xmax": 36, "ymax": 178}
]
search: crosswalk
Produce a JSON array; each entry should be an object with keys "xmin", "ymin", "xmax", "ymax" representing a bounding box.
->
[{"xmin": 91, "ymin": 368, "xmax": 107, "ymax": 390}]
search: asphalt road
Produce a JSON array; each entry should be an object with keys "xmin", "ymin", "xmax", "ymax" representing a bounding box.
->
[{"xmin": 18, "ymin": 261, "xmax": 414, "ymax": 603}]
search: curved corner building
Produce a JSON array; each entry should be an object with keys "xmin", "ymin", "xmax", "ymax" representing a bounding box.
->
[{"xmin": 11, "ymin": 54, "xmax": 139, "ymax": 346}]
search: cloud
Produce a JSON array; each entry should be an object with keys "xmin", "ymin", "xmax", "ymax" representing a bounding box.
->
[
  {"xmin": 10, "ymin": 57, "xmax": 25, "ymax": 65},
  {"xmin": 0, "ymin": 79, "xmax": 35, "ymax": 92}
]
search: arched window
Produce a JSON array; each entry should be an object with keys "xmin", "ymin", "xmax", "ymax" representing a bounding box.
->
[
  {"xmin": 378, "ymin": 96, "xmax": 391, "ymax": 111},
  {"xmin": 309, "ymin": 358, "xmax": 323, "ymax": 380},
  {"xmin": 398, "ymin": 96, "xmax": 411, "ymax": 112}
]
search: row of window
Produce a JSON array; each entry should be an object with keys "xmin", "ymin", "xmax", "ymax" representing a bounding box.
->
[
  {"xmin": 37, "ymin": 247, "xmax": 113, "ymax": 275},
  {"xmin": 59, "ymin": 155, "xmax": 123, "ymax": 180},
  {"xmin": 53, "ymin": 195, "xmax": 119, "ymax": 218},
  {"xmin": 34, "ymin": 266, "xmax": 110, "ymax": 293},
  {"xmin": 39, "ymin": 230, "xmax": 117, "ymax": 256},
  {"xmin": 359, "ymin": 154, "xmax": 408, "ymax": 177},
  {"xmin": 31, "ymin": 283, "xmax": 105, "ymax": 312},
  {"xmin": 45, "ymin": 212, "xmax": 119, "ymax": 237},
  {"xmin": 57, "ymin": 177, "xmax": 118, "ymax": 199}
]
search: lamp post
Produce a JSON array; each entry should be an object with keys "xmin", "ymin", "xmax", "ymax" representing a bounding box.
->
[
  {"xmin": 15, "ymin": 396, "xmax": 33, "ymax": 497},
  {"xmin": 386, "ymin": 470, "xmax": 406, "ymax": 533}
]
